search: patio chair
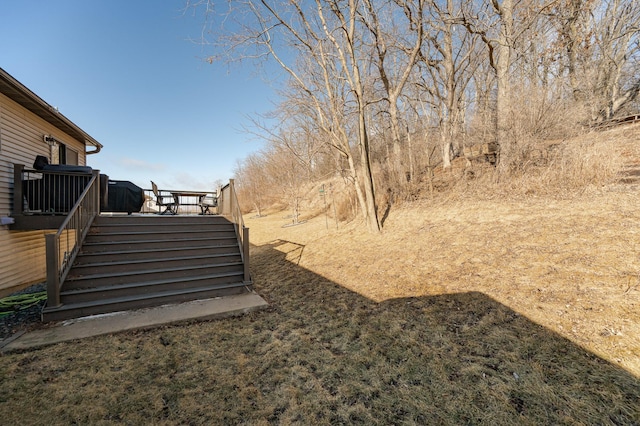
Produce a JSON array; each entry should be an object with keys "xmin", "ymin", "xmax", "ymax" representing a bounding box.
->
[
  {"xmin": 199, "ymin": 194, "xmax": 217, "ymax": 215},
  {"xmin": 151, "ymin": 181, "xmax": 177, "ymax": 215}
]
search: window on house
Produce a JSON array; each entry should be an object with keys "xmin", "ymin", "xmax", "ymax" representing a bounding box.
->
[
  {"xmin": 66, "ymin": 147, "xmax": 79, "ymax": 165},
  {"xmin": 50, "ymin": 141, "xmax": 79, "ymax": 165}
]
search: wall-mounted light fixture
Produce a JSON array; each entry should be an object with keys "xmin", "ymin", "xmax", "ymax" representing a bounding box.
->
[
  {"xmin": 43, "ymin": 135, "xmax": 60, "ymax": 146},
  {"xmin": 44, "ymin": 135, "xmax": 55, "ymax": 146}
]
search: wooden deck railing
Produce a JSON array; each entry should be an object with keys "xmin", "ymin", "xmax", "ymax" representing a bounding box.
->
[
  {"xmin": 14, "ymin": 164, "xmax": 95, "ymax": 216},
  {"xmin": 45, "ymin": 170, "xmax": 101, "ymax": 308},
  {"xmin": 218, "ymin": 179, "xmax": 251, "ymax": 284}
]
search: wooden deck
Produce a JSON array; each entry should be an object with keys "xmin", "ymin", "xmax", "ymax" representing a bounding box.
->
[{"xmin": 42, "ymin": 214, "xmax": 251, "ymax": 322}]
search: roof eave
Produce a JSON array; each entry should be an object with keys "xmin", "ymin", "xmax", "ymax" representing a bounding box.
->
[{"xmin": 0, "ymin": 67, "xmax": 103, "ymax": 153}]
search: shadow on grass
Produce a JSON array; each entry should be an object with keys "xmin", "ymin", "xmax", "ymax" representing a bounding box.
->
[
  {"xmin": 0, "ymin": 239, "xmax": 638, "ymax": 425},
  {"xmin": 248, "ymin": 239, "xmax": 640, "ymax": 424}
]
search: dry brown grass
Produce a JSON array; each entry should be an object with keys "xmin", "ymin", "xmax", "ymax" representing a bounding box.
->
[
  {"xmin": 250, "ymin": 190, "xmax": 640, "ymax": 378},
  {"xmin": 1, "ymin": 125, "xmax": 640, "ymax": 424}
]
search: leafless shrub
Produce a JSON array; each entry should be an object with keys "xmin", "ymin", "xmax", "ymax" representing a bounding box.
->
[
  {"xmin": 496, "ymin": 83, "xmax": 590, "ymax": 174},
  {"xmin": 332, "ymin": 188, "xmax": 358, "ymax": 222},
  {"xmin": 541, "ymin": 137, "xmax": 622, "ymax": 189},
  {"xmin": 455, "ymin": 132, "xmax": 624, "ymax": 201}
]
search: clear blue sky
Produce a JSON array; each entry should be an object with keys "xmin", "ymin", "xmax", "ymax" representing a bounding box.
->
[{"xmin": 1, "ymin": 1, "xmax": 277, "ymax": 190}]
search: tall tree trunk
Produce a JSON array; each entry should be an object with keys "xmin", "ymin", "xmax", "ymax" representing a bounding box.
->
[
  {"xmin": 407, "ymin": 126, "xmax": 415, "ymax": 181},
  {"xmin": 357, "ymin": 98, "xmax": 380, "ymax": 232},
  {"xmin": 341, "ymin": 0, "xmax": 380, "ymax": 232},
  {"xmin": 494, "ymin": 0, "xmax": 513, "ymax": 168},
  {"xmin": 388, "ymin": 103, "xmax": 406, "ymax": 184},
  {"xmin": 363, "ymin": 0, "xmax": 424, "ymax": 187},
  {"xmin": 566, "ymin": 0, "xmax": 583, "ymax": 101},
  {"xmin": 441, "ymin": 0, "xmax": 456, "ymax": 169}
]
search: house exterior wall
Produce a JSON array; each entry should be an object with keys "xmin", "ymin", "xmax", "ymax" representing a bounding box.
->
[{"xmin": 0, "ymin": 91, "xmax": 87, "ymax": 294}]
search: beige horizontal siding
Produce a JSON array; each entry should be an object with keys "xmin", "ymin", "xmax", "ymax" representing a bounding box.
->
[
  {"xmin": 0, "ymin": 229, "xmax": 47, "ymax": 293},
  {"xmin": 0, "ymin": 91, "xmax": 90, "ymax": 293},
  {"xmin": 1, "ymin": 93, "xmax": 86, "ymax": 164}
]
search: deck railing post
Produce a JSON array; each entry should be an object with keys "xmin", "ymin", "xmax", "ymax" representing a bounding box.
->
[
  {"xmin": 92, "ymin": 170, "xmax": 100, "ymax": 214},
  {"xmin": 243, "ymin": 226, "xmax": 250, "ymax": 283},
  {"xmin": 45, "ymin": 233, "xmax": 61, "ymax": 308},
  {"xmin": 229, "ymin": 179, "xmax": 235, "ymax": 219}
]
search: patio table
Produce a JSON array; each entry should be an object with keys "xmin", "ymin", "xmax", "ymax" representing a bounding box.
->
[{"xmin": 170, "ymin": 191, "xmax": 212, "ymax": 215}]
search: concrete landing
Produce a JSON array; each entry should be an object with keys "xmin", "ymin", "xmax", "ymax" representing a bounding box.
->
[{"xmin": 1, "ymin": 293, "xmax": 268, "ymax": 352}]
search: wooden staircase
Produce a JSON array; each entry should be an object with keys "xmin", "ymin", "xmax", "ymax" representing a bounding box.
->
[{"xmin": 42, "ymin": 215, "xmax": 251, "ymax": 322}]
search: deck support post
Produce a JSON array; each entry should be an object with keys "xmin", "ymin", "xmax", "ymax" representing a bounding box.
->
[{"xmin": 45, "ymin": 233, "xmax": 61, "ymax": 308}]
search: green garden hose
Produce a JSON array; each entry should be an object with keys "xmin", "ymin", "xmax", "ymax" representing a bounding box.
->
[{"xmin": 0, "ymin": 291, "xmax": 47, "ymax": 318}]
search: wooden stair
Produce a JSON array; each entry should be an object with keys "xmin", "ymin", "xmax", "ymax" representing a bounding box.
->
[{"xmin": 42, "ymin": 215, "xmax": 251, "ymax": 322}]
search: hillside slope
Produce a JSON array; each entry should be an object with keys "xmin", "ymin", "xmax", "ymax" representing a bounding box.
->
[{"xmin": 248, "ymin": 123, "xmax": 640, "ymax": 377}]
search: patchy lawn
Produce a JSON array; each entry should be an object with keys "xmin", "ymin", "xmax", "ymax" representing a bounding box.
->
[{"xmin": 1, "ymin": 127, "xmax": 640, "ymax": 424}]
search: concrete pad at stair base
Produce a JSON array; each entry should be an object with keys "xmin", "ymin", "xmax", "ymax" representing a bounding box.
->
[{"xmin": 1, "ymin": 293, "xmax": 268, "ymax": 352}]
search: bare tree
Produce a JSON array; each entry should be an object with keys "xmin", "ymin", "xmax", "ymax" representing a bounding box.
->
[
  {"xmin": 461, "ymin": 0, "xmax": 566, "ymax": 167},
  {"xmin": 263, "ymin": 143, "xmax": 307, "ymax": 225},
  {"xmin": 194, "ymin": 0, "xmax": 640, "ymax": 208},
  {"xmin": 248, "ymin": 99, "xmax": 328, "ymax": 183},
  {"xmin": 362, "ymin": 0, "xmax": 426, "ymax": 185},
  {"xmin": 234, "ymin": 153, "xmax": 272, "ymax": 216},
  {"xmin": 590, "ymin": 0, "xmax": 640, "ymax": 120},
  {"xmin": 200, "ymin": 0, "xmax": 382, "ymax": 231},
  {"xmin": 458, "ymin": 0, "xmax": 514, "ymax": 166},
  {"xmin": 491, "ymin": 0, "xmax": 514, "ymax": 166},
  {"xmin": 423, "ymin": 0, "xmax": 480, "ymax": 168}
]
